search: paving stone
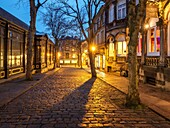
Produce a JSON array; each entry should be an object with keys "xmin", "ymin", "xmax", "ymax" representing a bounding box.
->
[{"xmin": 0, "ymin": 68, "xmax": 169, "ymax": 127}]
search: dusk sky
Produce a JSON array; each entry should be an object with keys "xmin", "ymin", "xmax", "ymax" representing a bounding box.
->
[{"xmin": 0, "ymin": 0, "xmax": 47, "ymax": 33}]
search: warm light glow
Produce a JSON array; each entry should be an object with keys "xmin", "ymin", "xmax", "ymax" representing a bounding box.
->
[
  {"xmin": 144, "ymin": 23, "xmax": 149, "ymax": 29},
  {"xmin": 84, "ymin": 50, "xmax": 88, "ymax": 53},
  {"xmin": 58, "ymin": 52, "xmax": 61, "ymax": 57},
  {"xmin": 91, "ymin": 46, "xmax": 96, "ymax": 51},
  {"xmin": 72, "ymin": 54, "xmax": 76, "ymax": 58}
]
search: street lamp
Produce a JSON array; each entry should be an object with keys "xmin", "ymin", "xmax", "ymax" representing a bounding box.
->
[
  {"xmin": 91, "ymin": 46, "xmax": 96, "ymax": 52},
  {"xmin": 144, "ymin": 23, "xmax": 150, "ymax": 29}
]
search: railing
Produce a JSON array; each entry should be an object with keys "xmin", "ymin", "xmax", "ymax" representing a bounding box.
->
[
  {"xmin": 106, "ymin": 19, "xmax": 127, "ymax": 30},
  {"xmin": 166, "ymin": 57, "xmax": 170, "ymax": 68},
  {"xmin": 146, "ymin": 57, "xmax": 159, "ymax": 66}
]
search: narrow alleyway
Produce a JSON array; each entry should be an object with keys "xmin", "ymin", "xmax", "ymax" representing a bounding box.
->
[{"xmin": 0, "ymin": 68, "xmax": 169, "ymax": 128}]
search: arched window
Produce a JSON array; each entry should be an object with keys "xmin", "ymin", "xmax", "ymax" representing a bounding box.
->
[
  {"xmin": 116, "ymin": 34, "xmax": 126, "ymax": 56},
  {"xmin": 147, "ymin": 18, "xmax": 160, "ymax": 56}
]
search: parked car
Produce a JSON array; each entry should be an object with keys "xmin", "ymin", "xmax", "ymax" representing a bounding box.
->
[{"xmin": 120, "ymin": 63, "xmax": 128, "ymax": 77}]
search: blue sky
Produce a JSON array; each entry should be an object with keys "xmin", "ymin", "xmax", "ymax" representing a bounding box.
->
[{"xmin": 0, "ymin": 0, "xmax": 47, "ymax": 33}]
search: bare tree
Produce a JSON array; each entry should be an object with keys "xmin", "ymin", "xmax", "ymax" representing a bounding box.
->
[
  {"xmin": 59, "ymin": 0, "xmax": 104, "ymax": 77},
  {"xmin": 26, "ymin": 0, "xmax": 48, "ymax": 80},
  {"xmin": 126, "ymin": 0, "xmax": 147, "ymax": 107},
  {"xmin": 42, "ymin": 4, "xmax": 82, "ymax": 67}
]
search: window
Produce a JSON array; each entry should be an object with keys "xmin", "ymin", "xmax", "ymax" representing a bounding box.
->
[
  {"xmin": 97, "ymin": 18, "xmax": 100, "ymax": 28},
  {"xmin": 147, "ymin": 18, "xmax": 160, "ymax": 56},
  {"xmin": 109, "ymin": 39, "xmax": 114, "ymax": 57},
  {"xmin": 72, "ymin": 54, "xmax": 76, "ymax": 58},
  {"xmin": 102, "ymin": 55, "xmax": 105, "ymax": 68},
  {"xmin": 8, "ymin": 31, "xmax": 23, "ymax": 68},
  {"xmin": 47, "ymin": 44, "xmax": 51, "ymax": 64},
  {"xmin": 101, "ymin": 12, "xmax": 105, "ymax": 25},
  {"xmin": 41, "ymin": 43, "xmax": 45, "ymax": 63},
  {"xmin": 136, "ymin": 0, "xmax": 139, "ymax": 5},
  {"xmin": 117, "ymin": 3, "xmax": 126, "ymax": 20},
  {"xmin": 168, "ymin": 13, "xmax": 170, "ymax": 56},
  {"xmin": 97, "ymin": 34, "xmax": 100, "ymax": 44},
  {"xmin": 95, "ymin": 55, "xmax": 100, "ymax": 68},
  {"xmin": 66, "ymin": 53, "xmax": 69, "ymax": 58},
  {"xmin": 101, "ymin": 31, "xmax": 105, "ymax": 43},
  {"xmin": 147, "ymin": 27, "xmax": 160, "ymax": 55},
  {"xmin": 0, "ymin": 27, "xmax": 4, "ymax": 68},
  {"xmin": 137, "ymin": 33, "xmax": 142, "ymax": 56},
  {"xmin": 117, "ymin": 41, "xmax": 126, "ymax": 56},
  {"xmin": 109, "ymin": 4, "xmax": 114, "ymax": 23}
]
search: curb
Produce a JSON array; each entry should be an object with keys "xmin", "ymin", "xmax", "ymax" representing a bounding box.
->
[
  {"xmin": 0, "ymin": 68, "xmax": 61, "ymax": 109},
  {"xmin": 83, "ymin": 68, "xmax": 170, "ymax": 121}
]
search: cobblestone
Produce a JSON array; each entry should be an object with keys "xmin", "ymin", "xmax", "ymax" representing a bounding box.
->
[{"xmin": 0, "ymin": 67, "xmax": 170, "ymax": 127}]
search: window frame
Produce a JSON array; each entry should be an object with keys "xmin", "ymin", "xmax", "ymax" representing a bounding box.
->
[
  {"xmin": 147, "ymin": 26, "xmax": 160, "ymax": 56},
  {"xmin": 109, "ymin": 4, "xmax": 114, "ymax": 23},
  {"xmin": 117, "ymin": 3, "xmax": 126, "ymax": 20},
  {"xmin": 117, "ymin": 41, "xmax": 127, "ymax": 56}
]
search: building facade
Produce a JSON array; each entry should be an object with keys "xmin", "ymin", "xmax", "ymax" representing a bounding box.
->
[
  {"xmin": 93, "ymin": 5, "xmax": 106, "ymax": 71},
  {"xmin": 0, "ymin": 7, "xmax": 55, "ymax": 79},
  {"xmin": 59, "ymin": 36, "xmax": 79, "ymax": 66},
  {"xmin": 93, "ymin": 0, "xmax": 170, "ymax": 90},
  {"xmin": 99, "ymin": 0, "xmax": 129, "ymax": 72},
  {"xmin": 0, "ymin": 7, "xmax": 28, "ymax": 79},
  {"xmin": 138, "ymin": 0, "xmax": 170, "ymax": 90},
  {"xmin": 34, "ymin": 34, "xmax": 55, "ymax": 73}
]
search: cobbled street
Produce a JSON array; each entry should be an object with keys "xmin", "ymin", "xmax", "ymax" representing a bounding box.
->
[{"xmin": 0, "ymin": 68, "xmax": 170, "ymax": 128}]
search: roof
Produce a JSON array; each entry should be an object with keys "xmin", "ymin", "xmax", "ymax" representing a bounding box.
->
[
  {"xmin": 60, "ymin": 36, "xmax": 79, "ymax": 40},
  {"xmin": 0, "ymin": 7, "xmax": 29, "ymax": 30}
]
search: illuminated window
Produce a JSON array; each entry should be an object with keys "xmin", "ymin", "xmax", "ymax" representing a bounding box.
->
[
  {"xmin": 168, "ymin": 13, "xmax": 170, "ymax": 56},
  {"xmin": 0, "ymin": 27, "xmax": 4, "ymax": 68},
  {"xmin": 147, "ymin": 18, "xmax": 160, "ymax": 56},
  {"xmin": 148, "ymin": 27, "xmax": 160, "ymax": 54},
  {"xmin": 137, "ymin": 33, "xmax": 142, "ymax": 56},
  {"xmin": 109, "ymin": 39, "xmax": 114, "ymax": 57},
  {"xmin": 8, "ymin": 31, "xmax": 23, "ymax": 67},
  {"xmin": 41, "ymin": 44, "xmax": 46, "ymax": 63},
  {"xmin": 72, "ymin": 54, "xmax": 76, "ymax": 58},
  {"xmin": 117, "ymin": 41, "xmax": 126, "ymax": 56}
]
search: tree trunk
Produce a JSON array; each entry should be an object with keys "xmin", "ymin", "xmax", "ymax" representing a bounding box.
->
[
  {"xmin": 88, "ymin": 27, "xmax": 96, "ymax": 77},
  {"xmin": 26, "ymin": 0, "xmax": 36, "ymax": 80},
  {"xmin": 125, "ymin": 0, "xmax": 147, "ymax": 108},
  {"xmin": 89, "ymin": 50, "xmax": 96, "ymax": 77},
  {"xmin": 126, "ymin": 39, "xmax": 140, "ymax": 107}
]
